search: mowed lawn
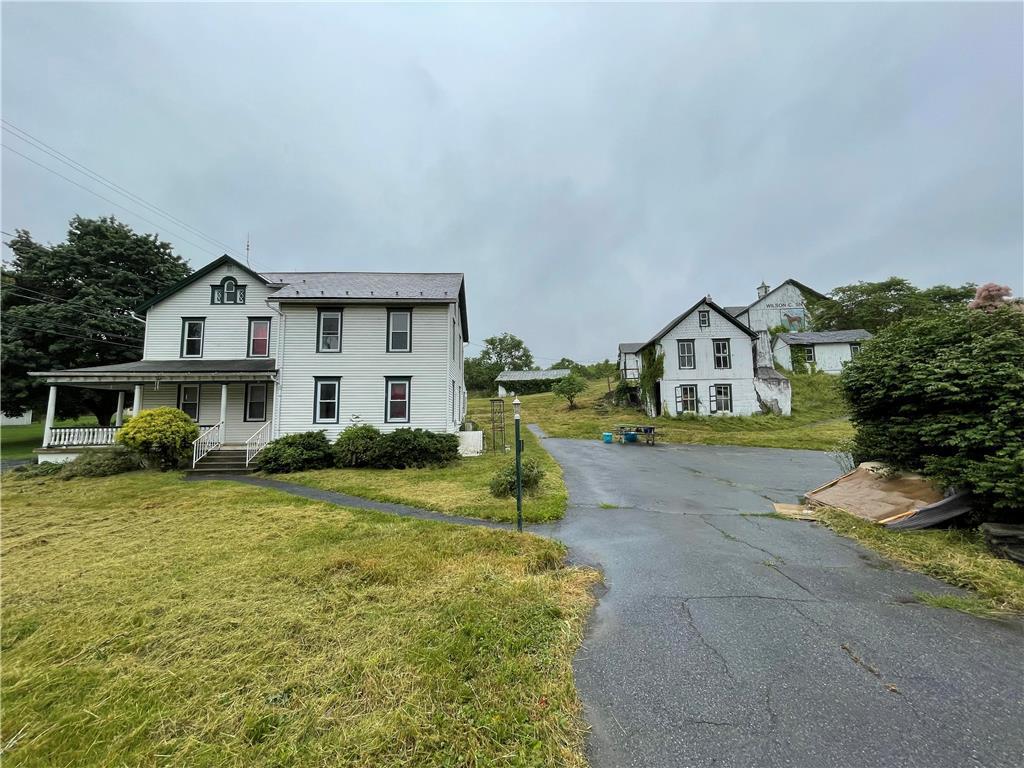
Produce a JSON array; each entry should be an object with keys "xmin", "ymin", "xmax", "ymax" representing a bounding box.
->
[
  {"xmin": 285, "ymin": 427, "xmax": 567, "ymax": 524},
  {"xmin": 1, "ymin": 418, "xmax": 107, "ymax": 460},
  {"xmin": 470, "ymin": 372, "xmax": 852, "ymax": 452},
  {"xmin": 2, "ymin": 472, "xmax": 598, "ymax": 767}
]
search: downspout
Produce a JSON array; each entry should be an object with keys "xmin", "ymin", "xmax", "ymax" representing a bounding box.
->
[{"xmin": 266, "ymin": 299, "xmax": 285, "ymax": 438}]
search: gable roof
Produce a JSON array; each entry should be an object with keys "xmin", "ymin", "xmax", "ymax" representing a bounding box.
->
[
  {"xmin": 618, "ymin": 342, "xmax": 644, "ymax": 355},
  {"xmin": 775, "ymin": 330, "xmax": 872, "ymax": 345},
  {"xmin": 136, "ymin": 255, "xmax": 268, "ymax": 312},
  {"xmin": 495, "ymin": 369, "xmax": 570, "ymax": 382},
  {"xmin": 640, "ymin": 297, "xmax": 758, "ymax": 352},
  {"xmin": 732, "ymin": 279, "xmax": 827, "ymax": 318}
]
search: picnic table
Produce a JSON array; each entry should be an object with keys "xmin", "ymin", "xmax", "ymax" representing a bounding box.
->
[{"xmin": 613, "ymin": 424, "xmax": 657, "ymax": 445}]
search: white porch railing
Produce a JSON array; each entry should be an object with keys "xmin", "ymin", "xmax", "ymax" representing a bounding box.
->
[
  {"xmin": 192, "ymin": 422, "xmax": 223, "ymax": 468},
  {"xmin": 245, "ymin": 422, "xmax": 273, "ymax": 466},
  {"xmin": 47, "ymin": 427, "xmax": 120, "ymax": 447}
]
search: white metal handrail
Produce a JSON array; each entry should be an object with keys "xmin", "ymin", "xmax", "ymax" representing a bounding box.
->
[
  {"xmin": 192, "ymin": 422, "xmax": 223, "ymax": 468},
  {"xmin": 245, "ymin": 422, "xmax": 273, "ymax": 466},
  {"xmin": 47, "ymin": 427, "xmax": 120, "ymax": 447}
]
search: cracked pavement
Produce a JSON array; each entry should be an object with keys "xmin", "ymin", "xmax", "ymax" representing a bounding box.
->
[{"xmin": 532, "ymin": 431, "xmax": 1024, "ymax": 768}]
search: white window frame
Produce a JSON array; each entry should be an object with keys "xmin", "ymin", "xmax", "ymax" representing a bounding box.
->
[
  {"xmin": 713, "ymin": 338, "xmax": 731, "ymax": 369},
  {"xmin": 804, "ymin": 345, "xmax": 816, "ymax": 364},
  {"xmin": 712, "ymin": 383, "xmax": 733, "ymax": 413},
  {"xmin": 248, "ymin": 318, "xmax": 271, "ymax": 358},
  {"xmin": 386, "ymin": 377, "xmax": 410, "ymax": 423},
  {"xmin": 178, "ymin": 384, "xmax": 201, "ymax": 421},
  {"xmin": 849, "ymin": 343, "xmax": 860, "ymax": 358},
  {"xmin": 317, "ymin": 309, "xmax": 342, "ymax": 353},
  {"xmin": 675, "ymin": 384, "xmax": 697, "ymax": 414},
  {"xmin": 677, "ymin": 339, "xmax": 695, "ymax": 369},
  {"xmin": 314, "ymin": 378, "xmax": 340, "ymax": 424},
  {"xmin": 181, "ymin": 318, "xmax": 205, "ymax": 358},
  {"xmin": 698, "ymin": 310, "xmax": 710, "ymax": 328},
  {"xmin": 387, "ymin": 309, "xmax": 412, "ymax": 353}
]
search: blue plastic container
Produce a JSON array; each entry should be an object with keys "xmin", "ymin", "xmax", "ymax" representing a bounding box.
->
[
  {"xmin": 602, "ymin": 432, "xmax": 613, "ymax": 444},
  {"xmin": 624, "ymin": 431, "xmax": 638, "ymax": 443}
]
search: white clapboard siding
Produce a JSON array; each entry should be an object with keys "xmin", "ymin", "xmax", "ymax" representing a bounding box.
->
[
  {"xmin": 445, "ymin": 302, "xmax": 467, "ymax": 428},
  {"xmin": 140, "ymin": 382, "xmax": 274, "ymax": 443},
  {"xmin": 773, "ymin": 340, "xmax": 854, "ymax": 375},
  {"xmin": 735, "ymin": 282, "xmax": 810, "ymax": 332},
  {"xmin": 275, "ymin": 303, "xmax": 454, "ymax": 439},
  {"xmin": 143, "ymin": 264, "xmax": 278, "ymax": 360},
  {"xmin": 656, "ymin": 301, "xmax": 758, "ymax": 417}
]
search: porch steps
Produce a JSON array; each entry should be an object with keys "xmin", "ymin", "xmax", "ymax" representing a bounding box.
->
[{"xmin": 186, "ymin": 448, "xmax": 254, "ymax": 475}]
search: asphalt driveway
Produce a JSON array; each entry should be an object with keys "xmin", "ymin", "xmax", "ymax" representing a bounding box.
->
[{"xmin": 533, "ymin": 430, "xmax": 1024, "ymax": 768}]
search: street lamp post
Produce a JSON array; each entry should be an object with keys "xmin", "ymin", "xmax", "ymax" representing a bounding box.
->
[{"xmin": 513, "ymin": 396, "xmax": 523, "ymax": 532}]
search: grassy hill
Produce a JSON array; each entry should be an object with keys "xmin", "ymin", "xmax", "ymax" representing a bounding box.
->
[{"xmin": 469, "ymin": 373, "xmax": 852, "ymax": 452}]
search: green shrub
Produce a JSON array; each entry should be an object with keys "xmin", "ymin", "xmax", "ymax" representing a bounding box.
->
[
  {"xmin": 10, "ymin": 461, "xmax": 64, "ymax": 478},
  {"xmin": 369, "ymin": 429, "xmax": 460, "ymax": 469},
  {"xmin": 841, "ymin": 305, "xmax": 1024, "ymax": 520},
  {"xmin": 257, "ymin": 431, "xmax": 334, "ymax": 474},
  {"xmin": 552, "ymin": 373, "xmax": 588, "ymax": 409},
  {"xmin": 333, "ymin": 424, "xmax": 382, "ymax": 468},
  {"xmin": 61, "ymin": 447, "xmax": 145, "ymax": 479},
  {"xmin": 489, "ymin": 456, "xmax": 546, "ymax": 498},
  {"xmin": 116, "ymin": 407, "xmax": 200, "ymax": 470}
]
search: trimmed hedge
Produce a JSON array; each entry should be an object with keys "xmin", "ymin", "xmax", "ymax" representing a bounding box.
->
[
  {"xmin": 333, "ymin": 424, "xmax": 382, "ymax": 468},
  {"xmin": 116, "ymin": 407, "xmax": 199, "ymax": 470},
  {"xmin": 256, "ymin": 431, "xmax": 334, "ymax": 474},
  {"xmin": 368, "ymin": 429, "xmax": 459, "ymax": 469}
]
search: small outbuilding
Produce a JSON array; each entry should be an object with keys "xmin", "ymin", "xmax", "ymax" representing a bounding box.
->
[
  {"xmin": 495, "ymin": 369, "xmax": 571, "ymax": 397},
  {"xmin": 773, "ymin": 330, "xmax": 872, "ymax": 374},
  {"xmin": 617, "ymin": 343, "xmax": 644, "ymax": 383}
]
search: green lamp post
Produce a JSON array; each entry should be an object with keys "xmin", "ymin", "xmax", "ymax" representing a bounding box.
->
[{"xmin": 513, "ymin": 396, "xmax": 523, "ymax": 532}]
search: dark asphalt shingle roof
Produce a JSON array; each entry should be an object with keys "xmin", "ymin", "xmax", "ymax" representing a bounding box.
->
[
  {"xmin": 495, "ymin": 369, "xmax": 571, "ymax": 382},
  {"xmin": 31, "ymin": 359, "xmax": 277, "ymax": 375},
  {"xmin": 776, "ymin": 330, "xmax": 872, "ymax": 344}
]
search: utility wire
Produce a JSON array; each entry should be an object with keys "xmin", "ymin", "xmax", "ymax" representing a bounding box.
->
[
  {"xmin": 2, "ymin": 143, "xmax": 227, "ymax": 260},
  {"xmin": 2, "ymin": 309, "xmax": 142, "ymax": 343},
  {"xmin": 3, "ymin": 320, "xmax": 143, "ymax": 349},
  {"xmin": 3, "ymin": 288, "xmax": 144, "ymax": 327},
  {"xmin": 2, "ymin": 120, "xmax": 244, "ymax": 258}
]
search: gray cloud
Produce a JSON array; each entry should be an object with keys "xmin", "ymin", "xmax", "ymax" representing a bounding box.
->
[{"xmin": 3, "ymin": 2, "xmax": 1021, "ymax": 363}]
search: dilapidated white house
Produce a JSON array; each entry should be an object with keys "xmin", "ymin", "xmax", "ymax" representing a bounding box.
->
[
  {"xmin": 617, "ymin": 343, "xmax": 643, "ymax": 382},
  {"xmin": 773, "ymin": 330, "xmax": 872, "ymax": 374},
  {"xmin": 30, "ymin": 255, "xmax": 470, "ymax": 466},
  {"xmin": 635, "ymin": 297, "xmax": 791, "ymax": 417}
]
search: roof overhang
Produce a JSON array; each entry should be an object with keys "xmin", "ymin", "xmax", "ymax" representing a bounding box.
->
[
  {"xmin": 136, "ymin": 255, "xmax": 269, "ymax": 313},
  {"xmin": 30, "ymin": 370, "xmax": 277, "ymax": 389}
]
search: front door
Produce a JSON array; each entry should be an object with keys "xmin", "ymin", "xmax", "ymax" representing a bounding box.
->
[{"xmin": 653, "ymin": 381, "xmax": 662, "ymax": 416}]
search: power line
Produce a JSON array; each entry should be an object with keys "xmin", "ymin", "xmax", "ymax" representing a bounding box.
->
[
  {"xmin": 2, "ymin": 302, "xmax": 143, "ymax": 342},
  {"xmin": 2, "ymin": 143, "xmax": 228, "ymax": 260},
  {"xmin": 2, "ymin": 120, "xmax": 245, "ymax": 258},
  {"xmin": 3, "ymin": 287, "xmax": 144, "ymax": 327},
  {"xmin": 3, "ymin": 320, "xmax": 143, "ymax": 349}
]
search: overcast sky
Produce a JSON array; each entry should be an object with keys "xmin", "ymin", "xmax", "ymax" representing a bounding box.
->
[{"xmin": 3, "ymin": 2, "xmax": 1022, "ymax": 363}]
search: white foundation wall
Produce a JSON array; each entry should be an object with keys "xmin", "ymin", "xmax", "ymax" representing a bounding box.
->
[
  {"xmin": 139, "ymin": 382, "xmax": 274, "ymax": 443},
  {"xmin": 274, "ymin": 303, "xmax": 454, "ymax": 439}
]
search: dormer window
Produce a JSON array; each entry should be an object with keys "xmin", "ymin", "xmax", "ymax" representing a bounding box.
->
[{"xmin": 211, "ymin": 276, "xmax": 247, "ymax": 305}]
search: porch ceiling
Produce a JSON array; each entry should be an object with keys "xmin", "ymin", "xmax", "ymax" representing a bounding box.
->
[{"xmin": 30, "ymin": 359, "xmax": 277, "ymax": 389}]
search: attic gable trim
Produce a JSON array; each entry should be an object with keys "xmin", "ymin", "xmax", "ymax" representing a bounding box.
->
[
  {"xmin": 136, "ymin": 255, "xmax": 269, "ymax": 313},
  {"xmin": 639, "ymin": 298, "xmax": 757, "ymax": 353}
]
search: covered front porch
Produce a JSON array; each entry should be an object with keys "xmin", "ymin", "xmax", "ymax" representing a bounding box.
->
[{"xmin": 30, "ymin": 359, "xmax": 277, "ymax": 467}]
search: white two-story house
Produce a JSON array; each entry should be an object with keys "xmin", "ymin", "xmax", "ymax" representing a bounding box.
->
[
  {"xmin": 31, "ymin": 255, "xmax": 469, "ymax": 466},
  {"xmin": 636, "ymin": 297, "xmax": 768, "ymax": 417}
]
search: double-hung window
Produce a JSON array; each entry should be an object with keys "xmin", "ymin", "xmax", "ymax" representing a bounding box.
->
[
  {"xmin": 386, "ymin": 377, "xmax": 410, "ymax": 423},
  {"xmin": 387, "ymin": 309, "xmax": 411, "ymax": 352},
  {"xmin": 713, "ymin": 339, "xmax": 731, "ymax": 369},
  {"xmin": 245, "ymin": 383, "xmax": 267, "ymax": 421},
  {"xmin": 711, "ymin": 384, "xmax": 733, "ymax": 413},
  {"xmin": 803, "ymin": 345, "xmax": 816, "ymax": 364},
  {"xmin": 698, "ymin": 310, "xmax": 710, "ymax": 328},
  {"xmin": 248, "ymin": 318, "xmax": 271, "ymax": 357},
  {"xmin": 314, "ymin": 378, "xmax": 340, "ymax": 423},
  {"xmin": 677, "ymin": 339, "xmax": 695, "ymax": 369},
  {"xmin": 178, "ymin": 384, "xmax": 201, "ymax": 420},
  {"xmin": 675, "ymin": 384, "xmax": 697, "ymax": 414},
  {"xmin": 181, "ymin": 318, "xmax": 205, "ymax": 358},
  {"xmin": 318, "ymin": 309, "xmax": 342, "ymax": 352},
  {"xmin": 849, "ymin": 343, "xmax": 860, "ymax": 358}
]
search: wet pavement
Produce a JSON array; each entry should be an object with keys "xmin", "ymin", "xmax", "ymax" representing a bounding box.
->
[{"xmin": 532, "ymin": 429, "xmax": 1024, "ymax": 768}]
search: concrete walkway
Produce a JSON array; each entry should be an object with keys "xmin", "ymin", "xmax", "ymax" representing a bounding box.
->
[{"xmin": 532, "ymin": 428, "xmax": 1024, "ymax": 768}]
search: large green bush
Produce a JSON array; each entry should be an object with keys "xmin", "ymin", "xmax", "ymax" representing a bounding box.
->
[
  {"xmin": 333, "ymin": 424, "xmax": 382, "ymax": 468},
  {"xmin": 257, "ymin": 431, "xmax": 334, "ymax": 474},
  {"xmin": 116, "ymin": 407, "xmax": 199, "ymax": 470},
  {"xmin": 841, "ymin": 306, "xmax": 1024, "ymax": 519},
  {"xmin": 489, "ymin": 456, "xmax": 546, "ymax": 498},
  {"xmin": 368, "ymin": 429, "xmax": 460, "ymax": 469}
]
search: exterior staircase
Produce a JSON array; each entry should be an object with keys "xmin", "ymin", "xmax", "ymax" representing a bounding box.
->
[{"xmin": 186, "ymin": 446, "xmax": 254, "ymax": 475}]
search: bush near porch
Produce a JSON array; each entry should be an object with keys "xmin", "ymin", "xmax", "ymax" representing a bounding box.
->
[
  {"xmin": 2, "ymin": 472, "xmax": 598, "ymax": 767},
  {"xmin": 116, "ymin": 407, "xmax": 199, "ymax": 470}
]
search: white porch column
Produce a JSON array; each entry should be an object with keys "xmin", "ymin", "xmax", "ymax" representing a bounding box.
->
[
  {"xmin": 42, "ymin": 385, "xmax": 57, "ymax": 448},
  {"xmin": 115, "ymin": 391, "xmax": 126, "ymax": 427},
  {"xmin": 133, "ymin": 385, "xmax": 143, "ymax": 417},
  {"xmin": 219, "ymin": 383, "xmax": 228, "ymax": 443}
]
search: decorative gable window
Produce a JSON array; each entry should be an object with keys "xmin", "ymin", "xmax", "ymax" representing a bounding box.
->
[
  {"xmin": 698, "ymin": 310, "xmax": 710, "ymax": 328},
  {"xmin": 387, "ymin": 309, "xmax": 411, "ymax": 352},
  {"xmin": 713, "ymin": 339, "xmax": 731, "ymax": 369},
  {"xmin": 211, "ymin": 276, "xmax": 247, "ymax": 305}
]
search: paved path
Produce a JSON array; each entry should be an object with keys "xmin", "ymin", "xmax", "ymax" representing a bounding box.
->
[{"xmin": 531, "ymin": 429, "xmax": 1024, "ymax": 768}]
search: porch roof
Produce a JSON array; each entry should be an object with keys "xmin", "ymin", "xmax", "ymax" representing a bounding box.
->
[{"xmin": 30, "ymin": 359, "xmax": 277, "ymax": 388}]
